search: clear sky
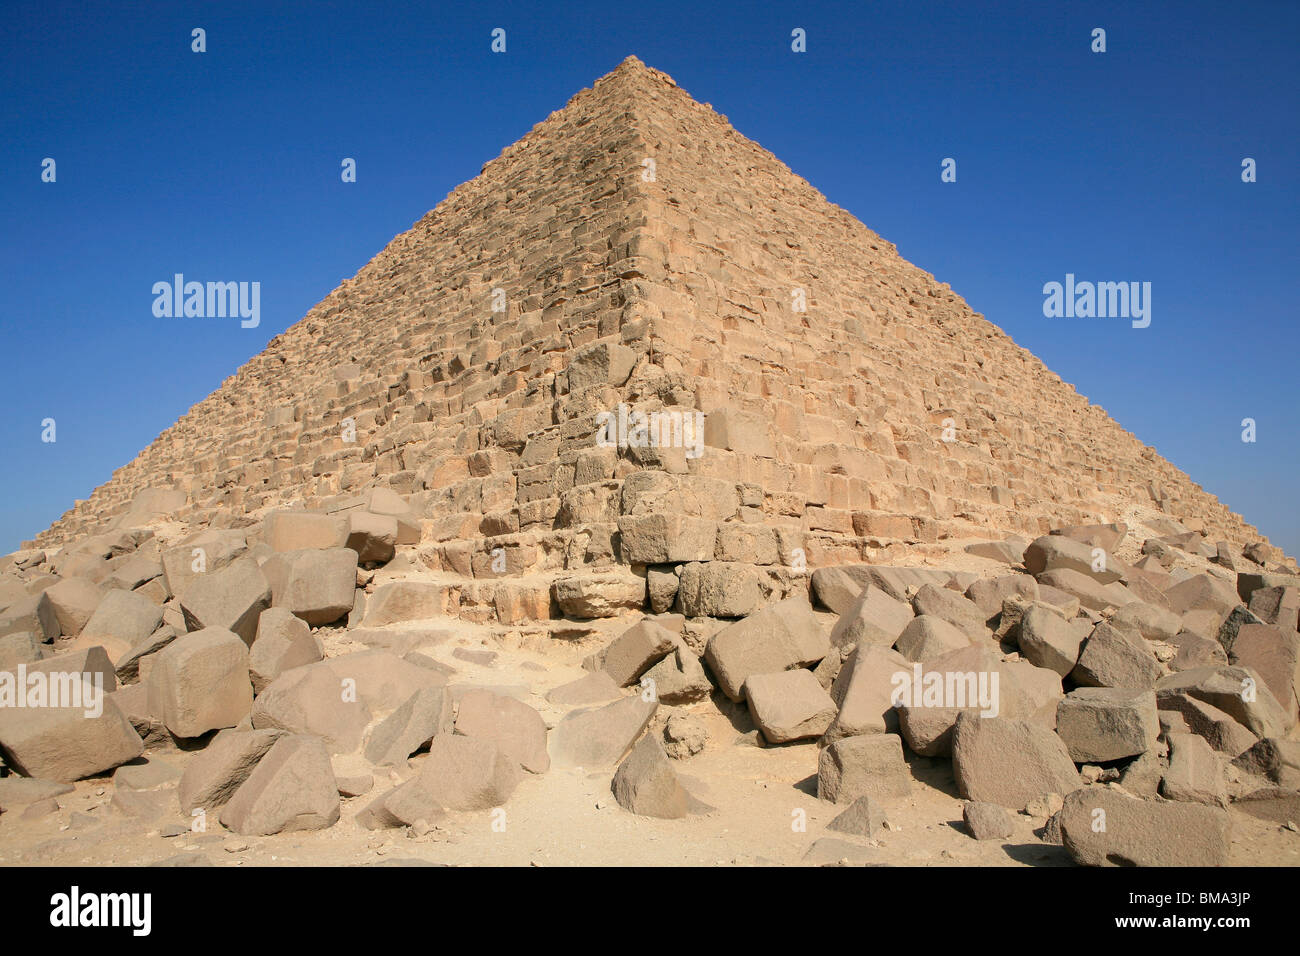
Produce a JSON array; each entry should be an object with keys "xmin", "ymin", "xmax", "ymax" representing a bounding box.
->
[{"xmin": 2, "ymin": 0, "xmax": 1296, "ymax": 556}]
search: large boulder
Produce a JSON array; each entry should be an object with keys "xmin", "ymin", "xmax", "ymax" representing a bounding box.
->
[
  {"xmin": 1017, "ymin": 603, "xmax": 1084, "ymax": 677},
  {"xmin": 1024, "ymin": 534, "xmax": 1124, "ymax": 584},
  {"xmin": 601, "ymin": 619, "xmax": 677, "ymax": 687},
  {"xmin": 828, "ymin": 586, "xmax": 913, "ymax": 648},
  {"xmin": 744, "ymin": 669, "xmax": 837, "ymax": 743},
  {"xmin": 549, "ymin": 694, "xmax": 657, "ymax": 768},
  {"xmin": 82, "ymin": 588, "xmax": 162, "ymax": 645},
  {"xmin": 1070, "ymin": 621, "xmax": 1163, "ymax": 689},
  {"xmin": 911, "ymin": 584, "xmax": 988, "ymax": 640},
  {"xmin": 180, "ymin": 556, "xmax": 271, "ymax": 645},
  {"xmin": 552, "ymin": 573, "xmax": 646, "ymax": 619},
  {"xmin": 951, "ymin": 713, "xmax": 1081, "ymax": 808},
  {"xmin": 1059, "ymin": 788, "xmax": 1231, "ymax": 866},
  {"xmin": 146, "ymin": 627, "xmax": 253, "ymax": 739},
  {"xmin": 826, "ymin": 644, "xmax": 911, "ymax": 740},
  {"xmin": 1161, "ymin": 732, "xmax": 1228, "ymax": 807},
  {"xmin": 611, "ymin": 733, "xmax": 710, "ymax": 818},
  {"xmin": 264, "ymin": 511, "xmax": 349, "ymax": 552},
  {"xmin": 364, "ymin": 686, "xmax": 454, "ymax": 767},
  {"xmin": 704, "ymin": 597, "xmax": 829, "ymax": 701},
  {"xmin": 392, "ymin": 734, "xmax": 521, "ymax": 811},
  {"xmin": 1055, "ymin": 688, "xmax": 1159, "ymax": 762},
  {"xmin": 0, "ymin": 695, "xmax": 142, "ymax": 782},
  {"xmin": 893, "ymin": 615, "xmax": 971, "ymax": 662},
  {"xmin": 675, "ymin": 562, "xmax": 761, "ymax": 617},
  {"xmin": 1156, "ymin": 665, "xmax": 1289, "ymax": 738},
  {"xmin": 453, "ymin": 689, "xmax": 549, "ymax": 773},
  {"xmin": 178, "ymin": 728, "xmax": 283, "ymax": 812},
  {"xmin": 249, "ymin": 608, "xmax": 322, "ymax": 694},
  {"xmin": 262, "ymin": 548, "xmax": 358, "ymax": 627},
  {"xmin": 219, "ymin": 734, "xmax": 340, "ymax": 835},
  {"xmin": 42, "ymin": 577, "xmax": 105, "ymax": 637},
  {"xmin": 817, "ymin": 733, "xmax": 911, "ymax": 804}
]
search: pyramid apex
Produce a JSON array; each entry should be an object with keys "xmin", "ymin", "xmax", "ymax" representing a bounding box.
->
[{"xmin": 601, "ymin": 54, "xmax": 677, "ymax": 90}]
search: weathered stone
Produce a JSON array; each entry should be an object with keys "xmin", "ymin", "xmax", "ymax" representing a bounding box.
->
[
  {"xmin": 829, "ymin": 585, "xmax": 913, "ymax": 648},
  {"xmin": 1061, "ymin": 787, "xmax": 1231, "ymax": 866},
  {"xmin": 180, "ymin": 556, "xmax": 270, "ymax": 645},
  {"xmin": 549, "ymin": 694, "xmax": 657, "ymax": 768},
  {"xmin": 347, "ymin": 511, "xmax": 398, "ymax": 564},
  {"xmin": 42, "ymin": 577, "xmax": 105, "ymax": 637},
  {"xmin": 744, "ymin": 669, "xmax": 837, "ymax": 743},
  {"xmin": 178, "ymin": 728, "xmax": 283, "ymax": 811},
  {"xmin": 1157, "ymin": 692, "xmax": 1258, "ymax": 757},
  {"xmin": 0, "ymin": 695, "xmax": 142, "ymax": 782},
  {"xmin": 453, "ymin": 689, "xmax": 548, "ymax": 773},
  {"xmin": 1025, "ymin": 534, "xmax": 1124, "ymax": 584},
  {"xmin": 951, "ymin": 713, "xmax": 1080, "ymax": 808},
  {"xmin": 1247, "ymin": 585, "xmax": 1300, "ymax": 632},
  {"xmin": 265, "ymin": 511, "xmax": 349, "ymax": 552},
  {"xmin": 403, "ymin": 734, "xmax": 521, "ymax": 810},
  {"xmin": 1070, "ymin": 621, "xmax": 1162, "ymax": 689},
  {"xmin": 261, "ymin": 547, "xmax": 358, "ymax": 627},
  {"xmin": 616, "ymin": 514, "xmax": 716, "ymax": 564},
  {"xmin": 1232, "ymin": 737, "xmax": 1300, "ymax": 790},
  {"xmin": 966, "ymin": 573, "xmax": 1039, "ymax": 621},
  {"xmin": 248, "ymin": 607, "xmax": 322, "ymax": 694},
  {"xmin": 364, "ymin": 686, "xmax": 454, "ymax": 766},
  {"xmin": 1017, "ymin": 603, "xmax": 1083, "ymax": 677},
  {"xmin": 704, "ymin": 597, "xmax": 829, "ymax": 702},
  {"xmin": 893, "ymin": 614, "xmax": 970, "ymax": 662},
  {"xmin": 1055, "ymin": 688, "xmax": 1159, "ymax": 762},
  {"xmin": 1156, "ymin": 665, "xmax": 1289, "ymax": 738},
  {"xmin": 1228, "ymin": 623, "xmax": 1298, "ymax": 723},
  {"xmin": 0, "ymin": 592, "xmax": 60, "ymax": 641},
  {"xmin": 545, "ymin": 670, "xmax": 625, "ymax": 706},
  {"xmin": 963, "ymin": 801, "xmax": 1013, "ymax": 840},
  {"xmin": 1037, "ymin": 568, "xmax": 1136, "ymax": 613},
  {"xmin": 83, "ymin": 588, "xmax": 162, "ymax": 645},
  {"xmin": 911, "ymin": 584, "xmax": 987, "ymax": 639},
  {"xmin": 219, "ymin": 734, "xmax": 340, "ymax": 835},
  {"xmin": 963, "ymin": 538, "xmax": 1028, "ymax": 566},
  {"xmin": 362, "ymin": 581, "xmax": 455, "ymax": 625},
  {"xmin": 552, "ymin": 573, "xmax": 646, "ymax": 618},
  {"xmin": 645, "ymin": 566, "xmax": 680, "ymax": 615},
  {"xmin": 825, "ymin": 643, "xmax": 910, "ymax": 740},
  {"xmin": 146, "ymin": 627, "xmax": 252, "ymax": 739},
  {"xmin": 1162, "ymin": 732, "xmax": 1227, "ymax": 807},
  {"xmin": 1109, "ymin": 601, "xmax": 1183, "ymax": 643},
  {"xmin": 611, "ymin": 732, "xmax": 708, "ymax": 818},
  {"xmin": 0, "ymin": 631, "xmax": 43, "ymax": 670},
  {"xmin": 601, "ymin": 619, "xmax": 678, "ymax": 687},
  {"xmin": 826, "ymin": 795, "xmax": 889, "ymax": 836},
  {"xmin": 641, "ymin": 646, "xmax": 713, "ymax": 704},
  {"xmin": 817, "ymin": 733, "xmax": 911, "ymax": 804},
  {"xmin": 114, "ymin": 625, "xmax": 177, "ymax": 684},
  {"xmin": 675, "ymin": 562, "xmax": 761, "ymax": 617}
]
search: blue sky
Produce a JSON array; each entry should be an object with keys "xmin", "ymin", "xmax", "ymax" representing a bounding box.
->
[{"xmin": 2, "ymin": 0, "xmax": 1296, "ymax": 556}]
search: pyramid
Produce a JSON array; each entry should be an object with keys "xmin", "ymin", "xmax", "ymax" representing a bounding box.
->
[
  {"xmin": 5, "ymin": 57, "xmax": 1298, "ymax": 869},
  {"xmin": 28, "ymin": 56, "xmax": 1285, "ymax": 604}
]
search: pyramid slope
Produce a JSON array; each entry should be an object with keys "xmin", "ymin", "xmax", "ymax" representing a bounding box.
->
[{"xmin": 33, "ymin": 57, "xmax": 1277, "ymax": 572}]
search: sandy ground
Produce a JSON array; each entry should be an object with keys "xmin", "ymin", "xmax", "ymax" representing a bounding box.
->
[{"xmin": 3, "ymin": 505, "xmax": 1297, "ymax": 867}]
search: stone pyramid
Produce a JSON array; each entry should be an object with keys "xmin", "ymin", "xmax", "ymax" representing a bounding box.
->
[
  {"xmin": 4, "ymin": 57, "xmax": 1297, "ymax": 868},
  {"xmin": 27, "ymin": 56, "xmax": 1284, "ymax": 613}
]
